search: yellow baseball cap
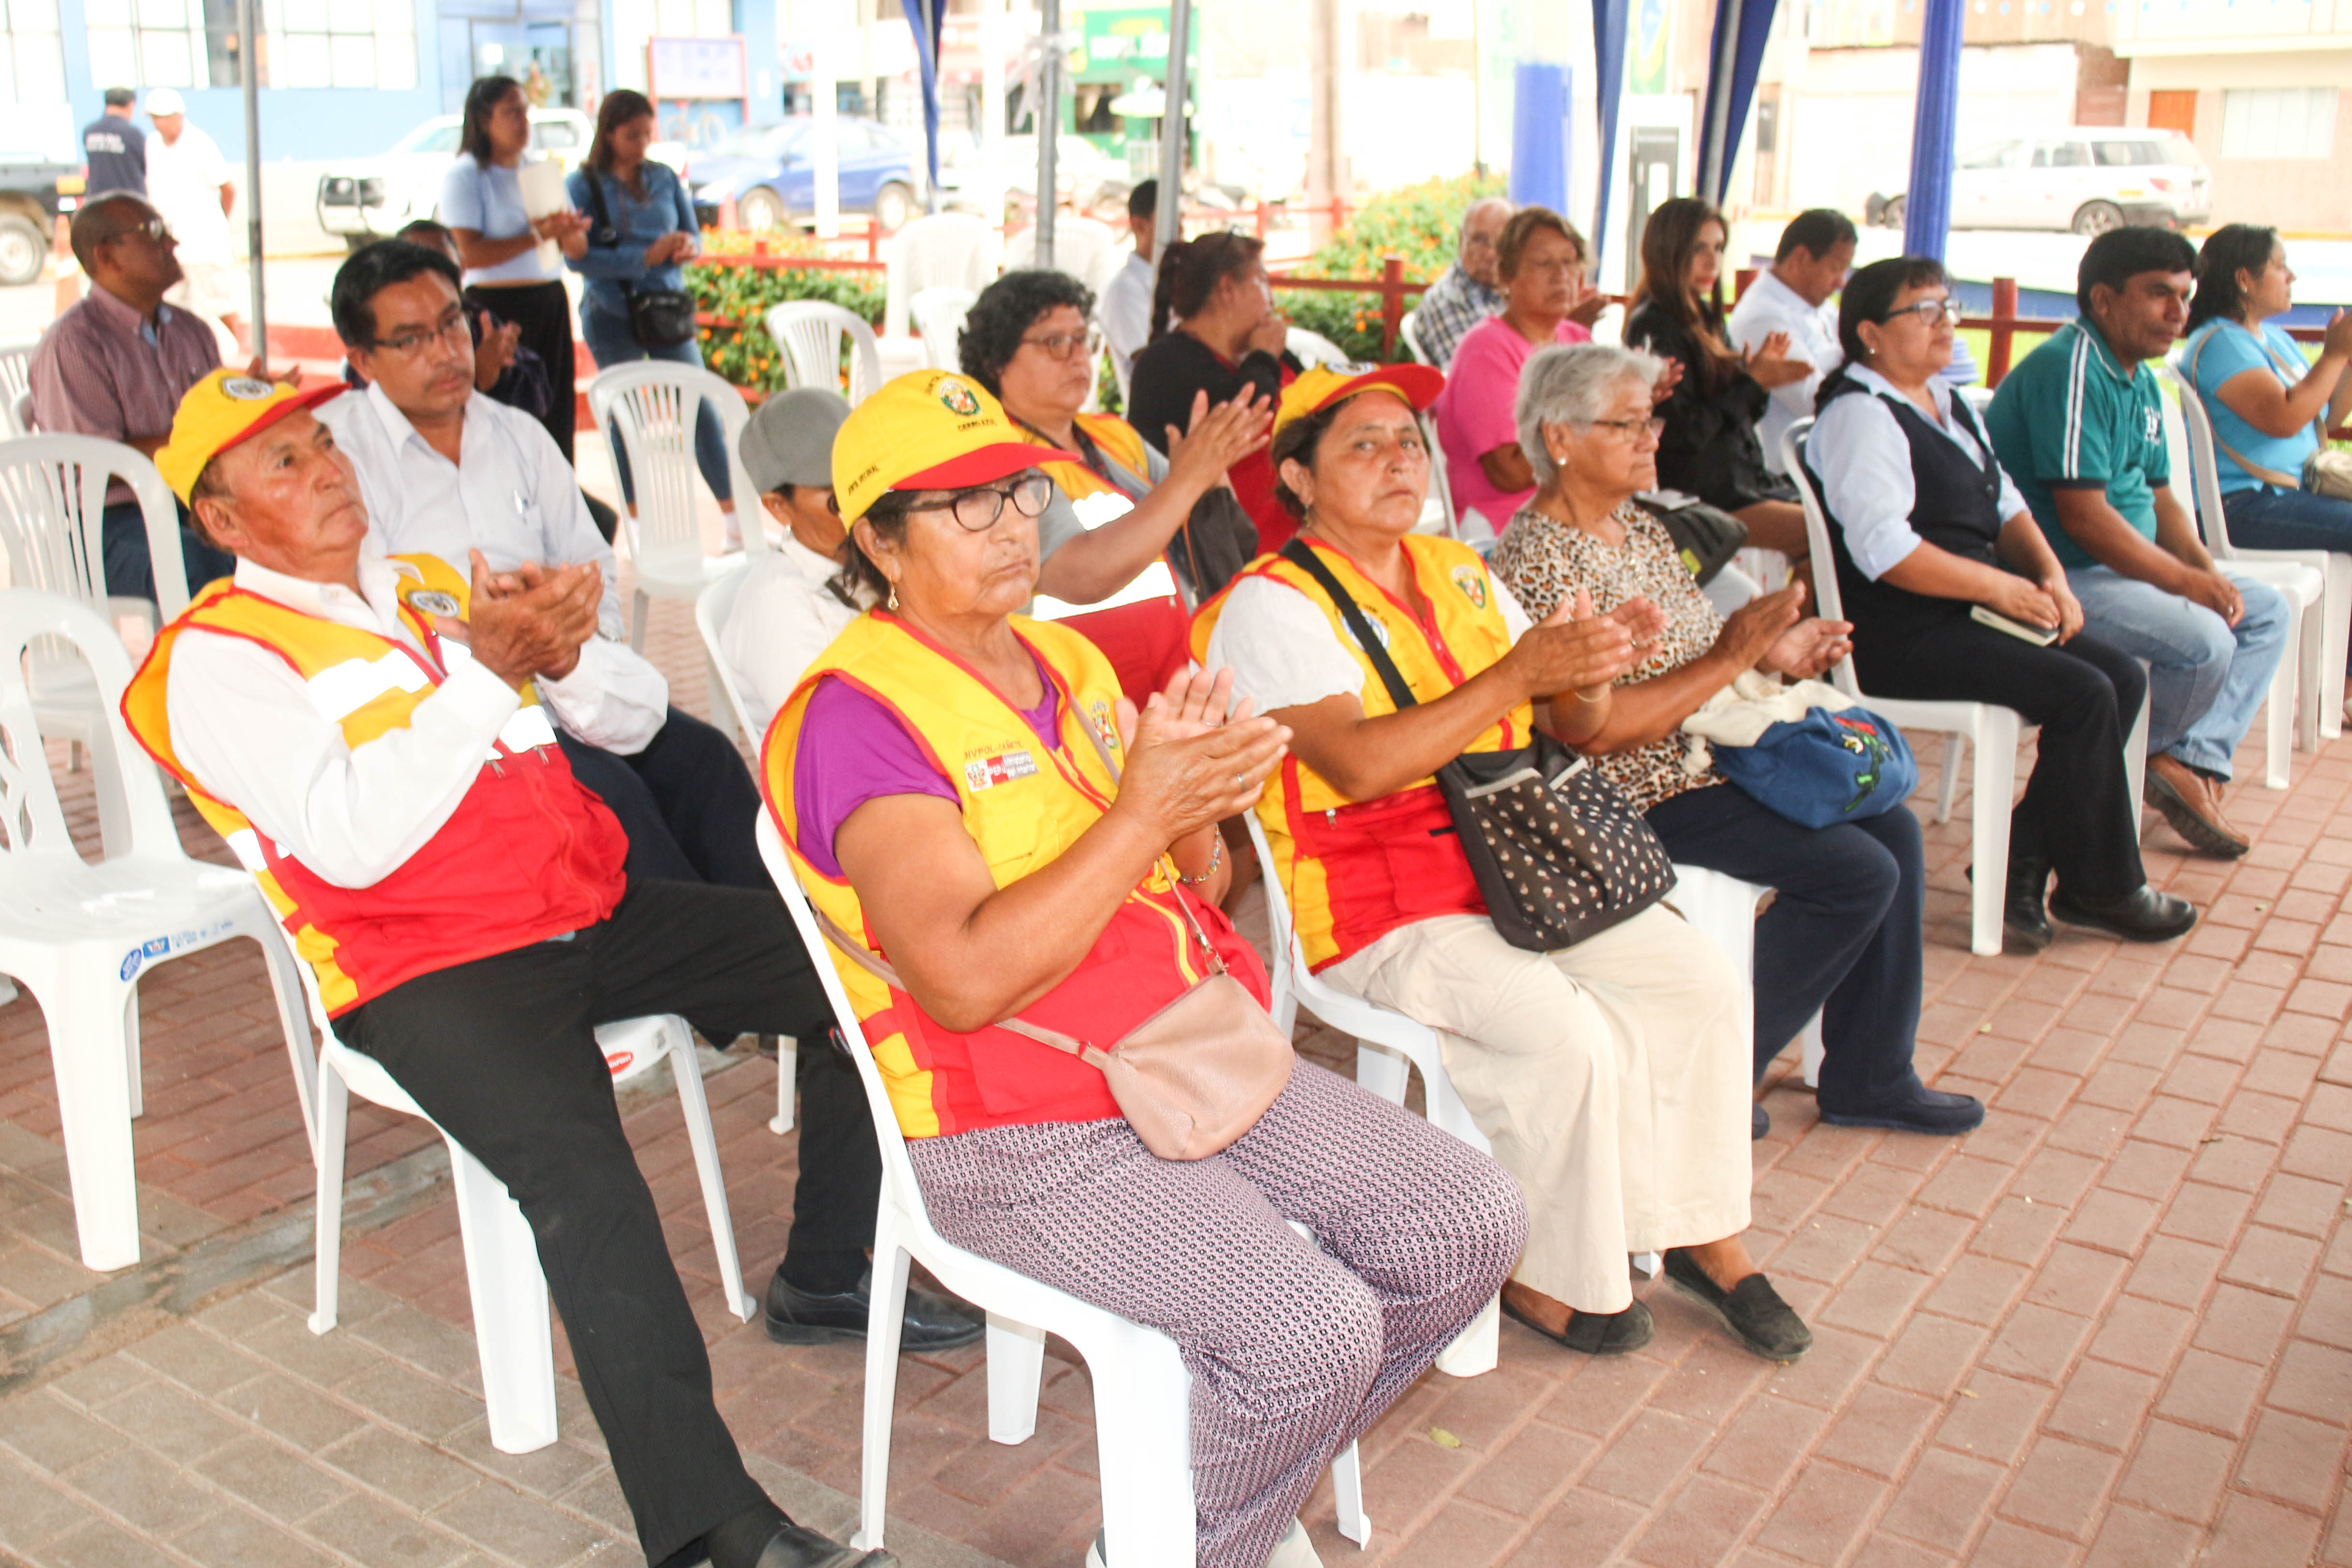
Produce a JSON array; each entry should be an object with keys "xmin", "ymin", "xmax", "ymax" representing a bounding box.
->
[
  {"xmin": 830, "ymin": 369, "xmax": 1075, "ymax": 524},
  {"xmin": 1270, "ymin": 363, "xmax": 1446, "ymax": 444},
  {"xmin": 155, "ymin": 370, "xmax": 346, "ymax": 504}
]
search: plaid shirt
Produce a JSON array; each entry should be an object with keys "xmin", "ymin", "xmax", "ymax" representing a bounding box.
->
[{"xmin": 1414, "ymin": 264, "xmax": 1505, "ymax": 370}]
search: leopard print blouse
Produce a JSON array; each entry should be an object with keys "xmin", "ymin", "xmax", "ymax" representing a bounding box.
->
[{"xmin": 1487, "ymin": 500, "xmax": 1727, "ymax": 814}]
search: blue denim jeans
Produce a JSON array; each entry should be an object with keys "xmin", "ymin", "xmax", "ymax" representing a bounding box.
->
[
  {"xmin": 2064, "ymin": 562, "xmax": 2291, "ymax": 778},
  {"xmin": 2223, "ymin": 486, "xmax": 2352, "ymax": 672},
  {"xmin": 577, "ymin": 304, "xmax": 732, "ymax": 507}
]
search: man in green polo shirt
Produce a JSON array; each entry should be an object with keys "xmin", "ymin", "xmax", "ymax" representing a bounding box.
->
[{"xmin": 1985, "ymin": 227, "xmax": 2289, "ymax": 861}]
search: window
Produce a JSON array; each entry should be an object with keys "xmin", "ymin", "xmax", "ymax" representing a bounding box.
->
[
  {"xmin": 2220, "ymin": 88, "xmax": 2337, "ymax": 160},
  {"xmin": 258, "ymin": 0, "xmax": 416, "ymax": 89},
  {"xmin": 2092, "ymin": 139, "xmax": 2165, "ymax": 165},
  {"xmin": 1957, "ymin": 139, "xmax": 2022, "ymax": 170},
  {"xmin": 0, "ymin": 0, "xmax": 68, "ymax": 114},
  {"xmin": 86, "ymin": 0, "xmax": 209, "ymax": 88},
  {"xmin": 530, "ymin": 116, "xmax": 581, "ymax": 153},
  {"xmin": 2032, "ymin": 140, "xmax": 2091, "ymax": 167}
]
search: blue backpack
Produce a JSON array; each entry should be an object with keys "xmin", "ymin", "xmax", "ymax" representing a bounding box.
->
[{"xmin": 1709, "ymin": 705, "xmax": 1918, "ymax": 830}]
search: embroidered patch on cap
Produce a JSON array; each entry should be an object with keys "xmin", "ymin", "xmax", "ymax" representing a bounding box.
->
[
  {"xmin": 221, "ymin": 376, "xmax": 277, "ymax": 400},
  {"xmin": 938, "ymin": 379, "xmax": 982, "ymax": 417}
]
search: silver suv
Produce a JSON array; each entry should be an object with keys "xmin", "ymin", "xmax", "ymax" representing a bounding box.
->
[{"xmin": 1875, "ymin": 132, "xmax": 2211, "ymax": 236}]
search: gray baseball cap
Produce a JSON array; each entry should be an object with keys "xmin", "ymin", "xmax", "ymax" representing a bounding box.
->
[{"xmin": 740, "ymin": 387, "xmax": 851, "ymax": 494}]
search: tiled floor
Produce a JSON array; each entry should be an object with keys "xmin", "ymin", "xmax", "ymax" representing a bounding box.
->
[{"xmin": 1, "ymin": 577, "xmax": 2347, "ymax": 1568}]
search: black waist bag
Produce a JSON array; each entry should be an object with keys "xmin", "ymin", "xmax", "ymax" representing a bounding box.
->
[
  {"xmin": 581, "ymin": 169, "xmax": 698, "ymax": 349},
  {"xmin": 1280, "ymin": 540, "xmax": 1676, "ymax": 952}
]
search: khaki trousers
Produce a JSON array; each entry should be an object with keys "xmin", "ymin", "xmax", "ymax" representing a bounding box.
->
[{"xmin": 1323, "ymin": 903, "xmax": 1751, "ymax": 1313}]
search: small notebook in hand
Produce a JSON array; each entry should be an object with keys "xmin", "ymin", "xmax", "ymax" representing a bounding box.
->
[{"xmin": 1970, "ymin": 604, "xmax": 2059, "ymax": 646}]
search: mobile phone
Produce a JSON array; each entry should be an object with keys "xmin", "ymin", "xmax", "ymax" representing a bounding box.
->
[{"xmin": 1970, "ymin": 604, "xmax": 2058, "ymax": 646}]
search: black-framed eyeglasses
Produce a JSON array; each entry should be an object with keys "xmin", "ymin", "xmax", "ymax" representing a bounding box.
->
[
  {"xmin": 908, "ymin": 473, "xmax": 1054, "ymax": 532},
  {"xmin": 1019, "ymin": 330, "xmax": 1091, "ymax": 362},
  {"xmin": 372, "ymin": 309, "xmax": 472, "ymax": 357},
  {"xmin": 1879, "ymin": 297, "xmax": 1964, "ymax": 327}
]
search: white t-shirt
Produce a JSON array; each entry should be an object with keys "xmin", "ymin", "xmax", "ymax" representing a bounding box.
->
[
  {"xmin": 1203, "ymin": 570, "xmax": 1534, "ymax": 714},
  {"xmin": 1726, "ymin": 269, "xmax": 1841, "ymax": 476},
  {"xmin": 147, "ymin": 124, "xmax": 232, "ymax": 265},
  {"xmin": 721, "ymin": 533, "xmax": 870, "ymax": 736},
  {"xmin": 1099, "ymin": 251, "xmax": 1154, "ymax": 388}
]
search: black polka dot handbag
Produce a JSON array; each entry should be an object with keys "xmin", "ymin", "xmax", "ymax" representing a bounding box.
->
[{"xmin": 1282, "ymin": 540, "xmax": 1676, "ymax": 954}]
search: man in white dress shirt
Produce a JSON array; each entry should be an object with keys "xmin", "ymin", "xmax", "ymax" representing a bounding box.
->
[
  {"xmin": 319, "ymin": 238, "xmax": 768, "ymax": 888},
  {"xmin": 1098, "ymin": 179, "xmax": 1159, "ymax": 392},
  {"xmin": 1726, "ymin": 208, "xmax": 1856, "ymax": 475},
  {"xmin": 720, "ymin": 387, "xmax": 866, "ymax": 735},
  {"xmin": 119, "ymin": 370, "xmax": 897, "ymax": 1568}
]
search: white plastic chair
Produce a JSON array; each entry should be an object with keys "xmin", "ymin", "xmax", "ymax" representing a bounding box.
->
[
  {"xmin": 0, "ymin": 435, "xmax": 190, "ymax": 855},
  {"xmin": 298, "ymin": 946, "xmax": 758, "ymax": 1454},
  {"xmin": 1416, "ymin": 413, "xmax": 1460, "ymax": 540},
  {"xmin": 1241, "ymin": 814, "xmax": 1500, "ymax": 1376},
  {"xmin": 883, "ymin": 214, "xmax": 1001, "ymax": 341},
  {"xmin": 691, "ymin": 569, "xmax": 799, "ymax": 1134},
  {"xmin": 585, "ymin": 364, "xmax": 759, "ymax": 654},
  {"xmin": 755, "ymin": 815, "xmax": 1372, "ymax": 1563},
  {"xmin": 1005, "ymin": 217, "xmax": 1121, "ymax": 297},
  {"xmin": 1785, "ymin": 421, "xmax": 2025, "ymax": 956},
  {"xmin": 764, "ymin": 301, "xmax": 886, "ymax": 407},
  {"xmin": 1286, "ymin": 325, "xmax": 1351, "ymax": 370},
  {"xmin": 0, "ymin": 340, "xmax": 40, "ymax": 436},
  {"xmin": 0, "ymin": 589, "xmax": 315, "ymax": 1272},
  {"xmin": 1398, "ymin": 309, "xmax": 1433, "ymax": 368},
  {"xmin": 1668, "ymin": 863, "xmax": 1825, "ymax": 1089},
  {"xmin": 2163, "ymin": 361, "xmax": 2339, "ymax": 755},
  {"xmin": 910, "ymin": 287, "xmax": 977, "ymax": 372}
]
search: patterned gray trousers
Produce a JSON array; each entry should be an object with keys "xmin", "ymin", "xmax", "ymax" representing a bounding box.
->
[{"xmin": 905, "ymin": 1060, "xmax": 1528, "ymax": 1568}]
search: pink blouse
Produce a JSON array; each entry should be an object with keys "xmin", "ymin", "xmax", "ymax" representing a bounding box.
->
[{"xmin": 1432, "ymin": 314, "xmax": 1591, "ymax": 532}]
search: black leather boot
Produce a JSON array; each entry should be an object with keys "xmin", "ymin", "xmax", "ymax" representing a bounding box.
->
[{"xmin": 2003, "ymin": 854, "xmax": 2054, "ymax": 954}]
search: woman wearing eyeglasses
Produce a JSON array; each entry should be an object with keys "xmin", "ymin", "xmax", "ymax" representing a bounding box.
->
[
  {"xmin": 1489, "ymin": 342, "xmax": 1982, "ymax": 1141},
  {"xmin": 767, "ymin": 370, "xmax": 1526, "ymax": 1568},
  {"xmin": 957, "ymin": 269, "xmax": 1271, "ymax": 698},
  {"xmin": 1803, "ymin": 257, "xmax": 2177, "ymax": 954}
]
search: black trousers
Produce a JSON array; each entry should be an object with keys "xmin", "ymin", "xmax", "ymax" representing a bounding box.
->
[
  {"xmin": 558, "ymin": 707, "xmax": 768, "ymax": 890},
  {"xmin": 1648, "ymin": 783, "xmax": 1925, "ymax": 1111},
  {"xmin": 334, "ymin": 880, "xmax": 880, "ymax": 1563},
  {"xmin": 467, "ymin": 279, "xmax": 576, "ymax": 462},
  {"xmin": 1860, "ymin": 619, "xmax": 2147, "ymax": 900},
  {"xmin": 100, "ymin": 499, "xmax": 236, "ymax": 603}
]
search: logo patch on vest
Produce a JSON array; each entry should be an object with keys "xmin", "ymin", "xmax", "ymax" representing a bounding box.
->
[
  {"xmin": 1089, "ymin": 696, "xmax": 1119, "ymax": 751},
  {"xmin": 963, "ymin": 748, "xmax": 1039, "ymax": 791},
  {"xmin": 407, "ymin": 589, "xmax": 459, "ymax": 618},
  {"xmin": 1450, "ymin": 562, "xmax": 1489, "ymax": 611}
]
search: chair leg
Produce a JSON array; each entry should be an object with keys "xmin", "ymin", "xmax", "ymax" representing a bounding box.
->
[
  {"xmin": 854, "ymin": 1228, "xmax": 912, "ymax": 1552},
  {"xmin": 122, "ymin": 986, "xmax": 142, "ymax": 1121},
  {"xmin": 666, "ymin": 1024, "xmax": 756, "ymax": 1322},
  {"xmin": 1354, "ymin": 1042, "xmax": 1410, "ymax": 1107},
  {"xmin": 985, "ymin": 1313, "xmax": 1046, "ymax": 1445},
  {"xmin": 42, "ymin": 969, "xmax": 142, "ymax": 1272},
  {"xmin": 309, "ymin": 1054, "xmax": 350, "ymax": 1335},
  {"xmin": 444, "ymin": 1140, "xmax": 560, "ymax": 1454},
  {"xmin": 1631, "ymin": 1251, "xmax": 1662, "ymax": 1277},
  {"xmin": 769, "ymin": 1036, "xmax": 797, "ymax": 1135},
  {"xmin": 629, "ymin": 588, "xmax": 650, "ymax": 652},
  {"xmin": 1934, "ymin": 731, "xmax": 1967, "ymax": 824},
  {"xmin": 1089, "ymin": 1333, "xmax": 1197, "ymax": 1568},
  {"xmin": 1434, "ymin": 1294, "xmax": 1500, "ymax": 1378},
  {"xmin": 2263, "ymin": 605, "xmax": 2297, "ymax": 790},
  {"xmin": 2322, "ymin": 559, "xmax": 2351, "ymax": 740},
  {"xmin": 1331, "ymin": 1439, "xmax": 1372, "ymax": 1547},
  {"xmin": 1967, "ymin": 713, "xmax": 2020, "ymax": 957},
  {"xmin": 1800, "ymin": 1011, "xmax": 1825, "ymax": 1089},
  {"xmin": 253, "ymin": 932, "xmax": 320, "ymax": 1161},
  {"xmin": 2124, "ymin": 670, "xmax": 2152, "ymax": 845},
  {"xmin": 2296, "ymin": 600, "xmax": 2323, "ymax": 754}
]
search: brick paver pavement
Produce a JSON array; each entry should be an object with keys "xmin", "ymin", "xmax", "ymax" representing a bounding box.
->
[{"xmin": 1, "ymin": 540, "xmax": 2347, "ymax": 1568}]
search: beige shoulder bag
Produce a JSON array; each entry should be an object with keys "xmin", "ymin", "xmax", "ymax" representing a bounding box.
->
[{"xmin": 808, "ymin": 719, "xmax": 1293, "ymax": 1161}]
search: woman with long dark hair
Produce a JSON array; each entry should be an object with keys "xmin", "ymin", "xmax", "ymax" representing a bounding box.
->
[
  {"xmin": 1125, "ymin": 230, "xmax": 1302, "ymax": 552},
  {"xmin": 2179, "ymin": 224, "xmax": 2352, "ymax": 607},
  {"xmin": 1801, "ymin": 256, "xmax": 2191, "ymax": 950},
  {"xmin": 567, "ymin": 89, "xmax": 740, "ymax": 545},
  {"xmin": 1623, "ymin": 197, "xmax": 1808, "ymax": 556},
  {"xmin": 440, "ymin": 75, "xmax": 589, "ymax": 459}
]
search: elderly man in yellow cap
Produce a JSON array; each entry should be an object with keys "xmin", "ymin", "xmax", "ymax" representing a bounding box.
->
[{"xmin": 117, "ymin": 369, "xmax": 916, "ymax": 1568}]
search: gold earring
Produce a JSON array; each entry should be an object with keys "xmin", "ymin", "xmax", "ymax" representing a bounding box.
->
[{"xmin": 886, "ymin": 579, "xmax": 900, "ymax": 611}]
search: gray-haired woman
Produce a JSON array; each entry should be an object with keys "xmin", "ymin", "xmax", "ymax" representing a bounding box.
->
[{"xmin": 1488, "ymin": 342, "xmax": 1984, "ymax": 1140}]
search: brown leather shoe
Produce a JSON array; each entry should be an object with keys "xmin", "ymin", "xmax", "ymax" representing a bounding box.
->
[{"xmin": 2146, "ymin": 756, "xmax": 2250, "ymax": 858}]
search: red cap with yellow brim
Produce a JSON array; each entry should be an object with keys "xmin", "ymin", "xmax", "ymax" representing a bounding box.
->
[{"xmin": 155, "ymin": 370, "xmax": 345, "ymax": 504}]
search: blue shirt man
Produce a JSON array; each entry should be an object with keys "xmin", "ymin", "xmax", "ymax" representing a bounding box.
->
[{"xmin": 1985, "ymin": 227, "xmax": 2289, "ymax": 858}]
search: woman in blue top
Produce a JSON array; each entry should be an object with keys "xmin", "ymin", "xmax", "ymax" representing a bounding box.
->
[
  {"xmin": 566, "ymin": 89, "xmax": 739, "ymax": 546},
  {"xmin": 440, "ymin": 75, "xmax": 589, "ymax": 461},
  {"xmin": 2181, "ymin": 225, "xmax": 2352, "ymax": 583}
]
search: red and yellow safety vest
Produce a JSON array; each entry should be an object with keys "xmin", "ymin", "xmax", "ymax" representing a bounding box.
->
[
  {"xmin": 762, "ymin": 610, "xmax": 1268, "ymax": 1139},
  {"xmin": 119, "ymin": 554, "xmax": 628, "ymax": 1017},
  {"xmin": 1191, "ymin": 534, "xmax": 1524, "ymax": 971}
]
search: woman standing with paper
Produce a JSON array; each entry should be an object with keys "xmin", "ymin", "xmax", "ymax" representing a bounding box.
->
[{"xmin": 442, "ymin": 74, "xmax": 590, "ymax": 460}]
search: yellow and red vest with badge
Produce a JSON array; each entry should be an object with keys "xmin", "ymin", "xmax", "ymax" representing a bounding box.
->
[
  {"xmin": 119, "ymin": 553, "xmax": 629, "ymax": 1017},
  {"xmin": 762, "ymin": 610, "xmax": 1269, "ymax": 1140},
  {"xmin": 1027, "ymin": 412, "xmax": 1153, "ymax": 510},
  {"xmin": 1190, "ymin": 534, "xmax": 1526, "ymax": 972}
]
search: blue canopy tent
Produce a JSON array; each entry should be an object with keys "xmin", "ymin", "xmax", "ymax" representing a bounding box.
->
[
  {"xmin": 902, "ymin": 0, "xmax": 945, "ymax": 212},
  {"xmin": 1903, "ymin": 0, "xmax": 1966, "ymax": 259},
  {"xmin": 1695, "ymin": 0, "xmax": 1779, "ymax": 205},
  {"xmin": 1589, "ymin": 0, "xmax": 1629, "ymax": 274}
]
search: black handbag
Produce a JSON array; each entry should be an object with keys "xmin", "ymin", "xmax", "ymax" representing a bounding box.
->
[
  {"xmin": 580, "ymin": 167, "xmax": 698, "ymax": 350},
  {"xmin": 1634, "ymin": 491, "xmax": 1747, "ymax": 585},
  {"xmin": 1279, "ymin": 540, "xmax": 1676, "ymax": 953}
]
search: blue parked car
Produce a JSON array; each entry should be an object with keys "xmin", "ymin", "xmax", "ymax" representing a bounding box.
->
[{"xmin": 688, "ymin": 117, "xmax": 923, "ymax": 233}]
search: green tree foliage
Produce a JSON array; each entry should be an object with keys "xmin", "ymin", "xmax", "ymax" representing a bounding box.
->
[{"xmin": 1274, "ymin": 171, "xmax": 1506, "ymax": 363}]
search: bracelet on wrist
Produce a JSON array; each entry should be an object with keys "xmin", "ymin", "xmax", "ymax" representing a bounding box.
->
[{"xmin": 1173, "ymin": 830, "xmax": 1224, "ymax": 886}]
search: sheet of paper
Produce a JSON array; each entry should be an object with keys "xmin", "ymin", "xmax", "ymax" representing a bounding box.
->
[{"xmin": 517, "ymin": 159, "xmax": 568, "ymax": 270}]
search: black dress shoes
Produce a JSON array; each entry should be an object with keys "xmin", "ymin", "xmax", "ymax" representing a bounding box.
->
[
  {"xmin": 1819, "ymin": 1074, "xmax": 1986, "ymax": 1136},
  {"xmin": 763, "ymin": 1265, "xmax": 985, "ymax": 1350},
  {"xmin": 2049, "ymin": 884, "xmax": 2198, "ymax": 944},
  {"xmin": 1503, "ymin": 1295, "xmax": 1654, "ymax": 1356},
  {"xmin": 1662, "ymin": 1249, "xmax": 1812, "ymax": 1363},
  {"xmin": 750, "ymin": 1521, "xmax": 895, "ymax": 1568},
  {"xmin": 2003, "ymin": 855, "xmax": 2054, "ymax": 954}
]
